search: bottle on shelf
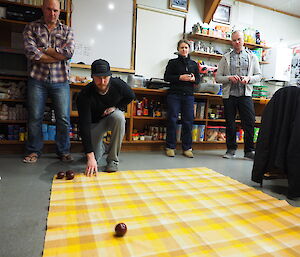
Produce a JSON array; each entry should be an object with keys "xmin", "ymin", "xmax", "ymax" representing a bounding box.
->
[
  {"xmin": 149, "ymin": 100, "xmax": 154, "ymax": 117},
  {"xmin": 132, "ymin": 99, "xmax": 137, "ymax": 116},
  {"xmin": 136, "ymin": 101, "xmax": 143, "ymax": 116},
  {"xmin": 142, "ymin": 97, "xmax": 149, "ymax": 116},
  {"xmin": 154, "ymin": 101, "xmax": 162, "ymax": 117}
]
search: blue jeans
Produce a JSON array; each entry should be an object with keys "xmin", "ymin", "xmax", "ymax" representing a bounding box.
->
[
  {"xmin": 166, "ymin": 94, "xmax": 194, "ymax": 151},
  {"xmin": 26, "ymin": 78, "xmax": 71, "ymax": 155}
]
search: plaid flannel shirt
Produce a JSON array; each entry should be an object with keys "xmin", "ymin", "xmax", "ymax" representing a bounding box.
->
[{"xmin": 23, "ymin": 18, "xmax": 75, "ymax": 83}]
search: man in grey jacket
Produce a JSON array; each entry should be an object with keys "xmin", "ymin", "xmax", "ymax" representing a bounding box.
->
[{"xmin": 216, "ymin": 30, "xmax": 262, "ymax": 160}]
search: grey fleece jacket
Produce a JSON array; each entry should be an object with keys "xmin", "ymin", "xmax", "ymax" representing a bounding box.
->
[{"xmin": 216, "ymin": 49, "xmax": 262, "ymax": 99}]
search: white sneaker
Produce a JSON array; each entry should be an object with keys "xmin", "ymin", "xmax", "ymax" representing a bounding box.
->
[{"xmin": 223, "ymin": 150, "xmax": 236, "ymax": 159}]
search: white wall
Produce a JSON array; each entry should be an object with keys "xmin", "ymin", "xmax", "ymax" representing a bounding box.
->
[
  {"xmin": 72, "ymin": 0, "xmax": 300, "ymax": 78},
  {"xmin": 137, "ymin": 0, "xmax": 300, "ymax": 47},
  {"xmin": 220, "ymin": 0, "xmax": 300, "ymax": 47},
  {"xmin": 136, "ymin": 0, "xmax": 167, "ymax": 10},
  {"xmin": 137, "ymin": 0, "xmax": 204, "ymax": 33}
]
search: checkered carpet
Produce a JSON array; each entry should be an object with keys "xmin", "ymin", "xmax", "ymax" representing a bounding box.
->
[{"xmin": 43, "ymin": 167, "xmax": 300, "ymax": 256}]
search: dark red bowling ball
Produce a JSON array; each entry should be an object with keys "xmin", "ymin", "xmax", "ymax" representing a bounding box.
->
[
  {"xmin": 115, "ymin": 223, "xmax": 127, "ymax": 237},
  {"xmin": 56, "ymin": 171, "xmax": 65, "ymax": 179},
  {"xmin": 65, "ymin": 170, "xmax": 75, "ymax": 180}
]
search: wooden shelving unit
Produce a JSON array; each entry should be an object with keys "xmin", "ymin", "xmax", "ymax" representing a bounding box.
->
[
  {"xmin": 0, "ymin": 99, "xmax": 26, "ymax": 102},
  {"xmin": 0, "ymin": 0, "xmax": 73, "ymax": 154},
  {"xmin": 190, "ymin": 51, "xmax": 223, "ymax": 59},
  {"xmin": 187, "ymin": 33, "xmax": 271, "ymax": 49},
  {"xmin": 187, "ymin": 33, "xmax": 270, "ymax": 65},
  {"xmin": 0, "ymin": 84, "xmax": 269, "ymax": 153}
]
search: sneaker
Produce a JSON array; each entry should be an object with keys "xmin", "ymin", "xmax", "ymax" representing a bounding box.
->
[
  {"xmin": 183, "ymin": 149, "xmax": 194, "ymax": 158},
  {"xmin": 223, "ymin": 150, "xmax": 236, "ymax": 159},
  {"xmin": 104, "ymin": 161, "xmax": 119, "ymax": 173},
  {"xmin": 165, "ymin": 148, "xmax": 175, "ymax": 157},
  {"xmin": 244, "ymin": 151, "xmax": 255, "ymax": 160}
]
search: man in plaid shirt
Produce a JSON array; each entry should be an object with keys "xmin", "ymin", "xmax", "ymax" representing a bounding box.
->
[{"xmin": 23, "ymin": 0, "xmax": 75, "ymax": 163}]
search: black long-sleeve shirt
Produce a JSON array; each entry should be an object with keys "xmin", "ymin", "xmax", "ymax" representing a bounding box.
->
[
  {"xmin": 76, "ymin": 77, "xmax": 135, "ymax": 153},
  {"xmin": 164, "ymin": 55, "xmax": 200, "ymax": 95}
]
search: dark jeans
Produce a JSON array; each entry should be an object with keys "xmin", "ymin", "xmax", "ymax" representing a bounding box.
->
[
  {"xmin": 223, "ymin": 96, "xmax": 255, "ymax": 153},
  {"xmin": 166, "ymin": 93, "xmax": 194, "ymax": 151}
]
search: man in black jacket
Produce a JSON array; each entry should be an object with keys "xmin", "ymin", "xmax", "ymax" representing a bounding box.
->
[{"xmin": 77, "ymin": 59, "xmax": 135, "ymax": 176}]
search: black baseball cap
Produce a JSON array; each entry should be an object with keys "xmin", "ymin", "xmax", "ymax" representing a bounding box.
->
[{"xmin": 91, "ymin": 59, "xmax": 112, "ymax": 77}]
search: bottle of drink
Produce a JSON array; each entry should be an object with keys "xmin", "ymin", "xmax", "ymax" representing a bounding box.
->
[
  {"xmin": 142, "ymin": 97, "xmax": 149, "ymax": 116},
  {"xmin": 136, "ymin": 101, "xmax": 142, "ymax": 116},
  {"xmin": 155, "ymin": 101, "xmax": 162, "ymax": 117},
  {"xmin": 149, "ymin": 100, "xmax": 154, "ymax": 117},
  {"xmin": 132, "ymin": 100, "xmax": 137, "ymax": 116}
]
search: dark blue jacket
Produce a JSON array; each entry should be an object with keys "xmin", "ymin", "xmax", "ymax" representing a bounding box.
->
[{"xmin": 164, "ymin": 55, "xmax": 200, "ymax": 96}]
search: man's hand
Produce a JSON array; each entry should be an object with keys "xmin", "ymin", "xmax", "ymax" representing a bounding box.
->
[
  {"xmin": 38, "ymin": 47, "xmax": 46, "ymax": 52},
  {"xmin": 228, "ymin": 75, "xmax": 241, "ymax": 84},
  {"xmin": 102, "ymin": 107, "xmax": 116, "ymax": 117},
  {"xmin": 85, "ymin": 152, "xmax": 98, "ymax": 177},
  {"xmin": 240, "ymin": 76, "xmax": 250, "ymax": 84}
]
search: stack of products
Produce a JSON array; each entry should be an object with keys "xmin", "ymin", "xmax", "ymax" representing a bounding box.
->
[
  {"xmin": 0, "ymin": 103, "xmax": 27, "ymax": 120},
  {"xmin": 6, "ymin": 124, "xmax": 26, "ymax": 141},
  {"xmin": 42, "ymin": 124, "xmax": 56, "ymax": 141},
  {"xmin": 132, "ymin": 126, "xmax": 167, "ymax": 141},
  {"xmin": 194, "ymin": 101, "xmax": 206, "ymax": 119},
  {"xmin": 252, "ymin": 85, "xmax": 268, "ymax": 98},
  {"xmin": 206, "ymin": 126, "xmax": 226, "ymax": 141}
]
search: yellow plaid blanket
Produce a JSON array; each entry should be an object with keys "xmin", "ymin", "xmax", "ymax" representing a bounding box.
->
[{"xmin": 43, "ymin": 167, "xmax": 300, "ymax": 257}]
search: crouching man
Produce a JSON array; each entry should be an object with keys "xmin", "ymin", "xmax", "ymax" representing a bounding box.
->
[{"xmin": 77, "ymin": 59, "xmax": 135, "ymax": 176}]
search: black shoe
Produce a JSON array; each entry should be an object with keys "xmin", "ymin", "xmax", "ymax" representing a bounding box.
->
[
  {"xmin": 59, "ymin": 154, "xmax": 74, "ymax": 162},
  {"xmin": 244, "ymin": 151, "xmax": 255, "ymax": 160},
  {"xmin": 287, "ymin": 193, "xmax": 300, "ymax": 201},
  {"xmin": 103, "ymin": 161, "xmax": 119, "ymax": 173}
]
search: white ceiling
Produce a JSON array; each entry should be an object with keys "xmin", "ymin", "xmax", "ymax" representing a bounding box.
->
[{"xmin": 239, "ymin": 0, "xmax": 300, "ymax": 18}]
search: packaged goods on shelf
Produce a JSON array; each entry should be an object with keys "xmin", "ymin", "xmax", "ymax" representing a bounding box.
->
[
  {"xmin": 251, "ymin": 48, "xmax": 263, "ymax": 62},
  {"xmin": 69, "ymin": 123, "xmax": 80, "ymax": 141},
  {"xmin": 236, "ymin": 128, "xmax": 244, "ymax": 142},
  {"xmin": 195, "ymin": 101, "xmax": 206, "ymax": 119},
  {"xmin": 133, "ymin": 98, "xmax": 165, "ymax": 118},
  {"xmin": 207, "ymin": 104, "xmax": 224, "ymax": 119},
  {"xmin": 196, "ymin": 64, "xmax": 221, "ymax": 95},
  {"xmin": 42, "ymin": 123, "xmax": 48, "ymax": 141},
  {"xmin": 192, "ymin": 124, "xmax": 206, "ymax": 142},
  {"xmin": 0, "ymin": 80, "xmax": 26, "ymax": 99},
  {"xmin": 206, "ymin": 126, "xmax": 225, "ymax": 141},
  {"xmin": 254, "ymin": 127, "xmax": 260, "ymax": 142},
  {"xmin": 0, "ymin": 103, "xmax": 26, "ymax": 120},
  {"xmin": 41, "ymin": 124, "xmax": 56, "ymax": 141},
  {"xmin": 252, "ymin": 85, "xmax": 268, "ymax": 98},
  {"xmin": 191, "ymin": 23, "xmax": 230, "ymax": 39},
  {"xmin": 132, "ymin": 126, "xmax": 166, "ymax": 141},
  {"xmin": 2, "ymin": 124, "xmax": 26, "ymax": 141}
]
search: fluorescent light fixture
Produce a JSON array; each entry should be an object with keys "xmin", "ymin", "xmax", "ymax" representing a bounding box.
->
[
  {"xmin": 108, "ymin": 3, "xmax": 115, "ymax": 10},
  {"xmin": 96, "ymin": 24, "xmax": 103, "ymax": 31}
]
